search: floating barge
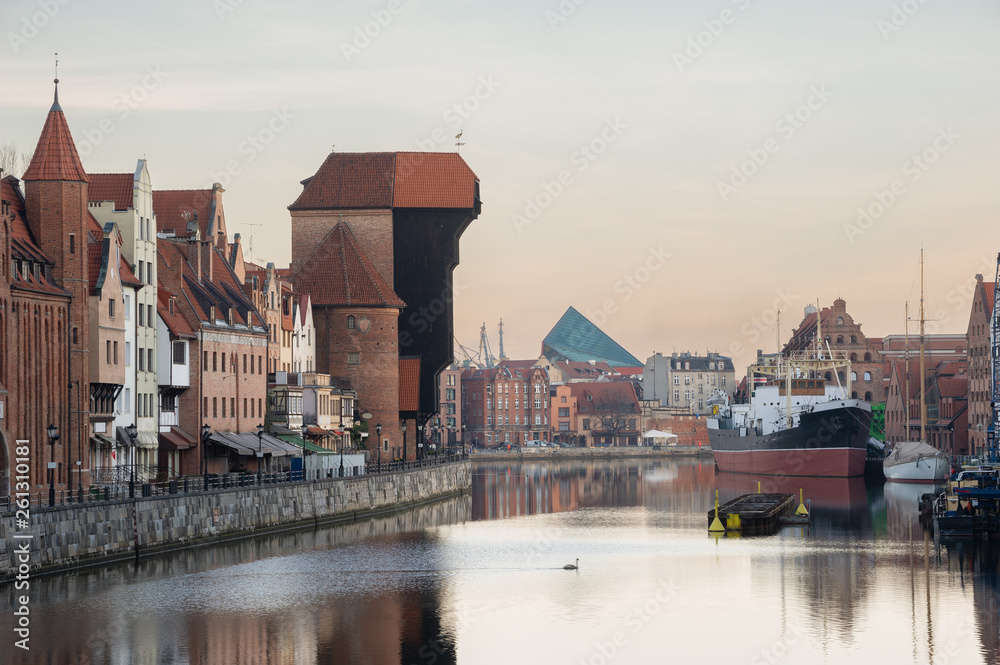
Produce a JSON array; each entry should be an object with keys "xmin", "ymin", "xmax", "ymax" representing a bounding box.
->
[{"xmin": 707, "ymin": 493, "xmax": 800, "ymax": 535}]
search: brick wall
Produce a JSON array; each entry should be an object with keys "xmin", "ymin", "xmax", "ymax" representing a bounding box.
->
[{"xmin": 290, "ymin": 209, "xmax": 394, "ymax": 284}]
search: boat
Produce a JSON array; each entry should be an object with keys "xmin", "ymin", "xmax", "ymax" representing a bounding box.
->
[
  {"xmin": 884, "ymin": 440, "xmax": 950, "ymax": 482},
  {"xmin": 884, "ymin": 250, "xmax": 950, "ymax": 483},
  {"xmin": 932, "ymin": 467, "xmax": 1000, "ymax": 537},
  {"xmin": 708, "ymin": 349, "xmax": 873, "ymax": 478}
]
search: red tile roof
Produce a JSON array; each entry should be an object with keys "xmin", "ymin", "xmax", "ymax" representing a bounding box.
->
[
  {"xmin": 568, "ymin": 381, "xmax": 640, "ymax": 414},
  {"xmin": 289, "ymin": 152, "xmax": 478, "ymax": 211},
  {"xmin": 157, "ymin": 283, "xmax": 197, "ymax": 339},
  {"xmin": 393, "ymin": 152, "xmax": 478, "ymax": 208},
  {"xmin": 153, "ymin": 189, "xmax": 213, "ymax": 237},
  {"xmin": 120, "ymin": 252, "xmax": 142, "ymax": 287},
  {"xmin": 985, "ymin": 282, "xmax": 996, "ymax": 317},
  {"xmin": 87, "ymin": 240, "xmax": 102, "ymax": 290},
  {"xmin": 88, "ymin": 173, "xmax": 133, "ymax": 210},
  {"xmin": 937, "ymin": 376, "xmax": 968, "ymax": 399},
  {"xmin": 22, "ymin": 93, "xmax": 89, "ymax": 183},
  {"xmin": 399, "ymin": 357, "xmax": 421, "ymax": 411},
  {"xmin": 292, "ymin": 222, "xmax": 405, "ymax": 308}
]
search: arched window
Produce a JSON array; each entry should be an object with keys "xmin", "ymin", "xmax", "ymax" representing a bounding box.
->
[
  {"xmin": 851, "ymin": 372, "xmax": 857, "ymax": 381},
  {"xmin": 836, "ymin": 335, "xmax": 844, "ymax": 344},
  {"xmin": 825, "ymin": 372, "xmax": 832, "ymax": 381},
  {"xmin": 864, "ymin": 352, "xmax": 871, "ymax": 362},
  {"xmin": 836, "ymin": 317, "xmax": 844, "ymax": 325},
  {"xmin": 863, "ymin": 372, "xmax": 871, "ymax": 381},
  {"xmin": 851, "ymin": 391, "xmax": 858, "ymax": 399},
  {"xmin": 850, "ymin": 353, "xmax": 857, "ymax": 362},
  {"xmin": 347, "ymin": 315, "xmax": 356, "ymax": 330},
  {"xmin": 838, "ymin": 372, "xmax": 845, "ymax": 383},
  {"xmin": 865, "ymin": 391, "xmax": 873, "ymax": 401},
  {"xmin": 851, "ymin": 335, "xmax": 857, "ymax": 344}
]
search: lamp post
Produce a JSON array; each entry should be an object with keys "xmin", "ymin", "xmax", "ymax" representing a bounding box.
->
[
  {"xmin": 126, "ymin": 423, "xmax": 138, "ymax": 499},
  {"xmin": 401, "ymin": 420, "xmax": 407, "ymax": 465},
  {"xmin": 461, "ymin": 424, "xmax": 467, "ymax": 458},
  {"xmin": 47, "ymin": 424, "xmax": 59, "ymax": 507},
  {"xmin": 201, "ymin": 424, "xmax": 211, "ymax": 490},
  {"xmin": 256, "ymin": 423, "xmax": 265, "ymax": 485},
  {"xmin": 74, "ymin": 380, "xmax": 83, "ymax": 503},
  {"xmin": 376, "ymin": 423, "xmax": 382, "ymax": 473}
]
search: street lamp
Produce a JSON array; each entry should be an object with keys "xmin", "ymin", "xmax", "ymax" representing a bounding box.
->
[
  {"xmin": 461, "ymin": 424, "xmax": 467, "ymax": 458},
  {"xmin": 201, "ymin": 423, "xmax": 211, "ymax": 490},
  {"xmin": 126, "ymin": 423, "xmax": 138, "ymax": 499},
  {"xmin": 401, "ymin": 419, "xmax": 407, "ymax": 465},
  {"xmin": 256, "ymin": 423, "xmax": 265, "ymax": 485},
  {"xmin": 47, "ymin": 423, "xmax": 59, "ymax": 507},
  {"xmin": 376, "ymin": 423, "xmax": 382, "ymax": 473}
]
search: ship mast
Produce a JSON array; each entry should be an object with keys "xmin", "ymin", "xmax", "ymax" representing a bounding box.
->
[
  {"xmin": 904, "ymin": 301, "xmax": 910, "ymax": 442},
  {"xmin": 919, "ymin": 249, "xmax": 927, "ymax": 443}
]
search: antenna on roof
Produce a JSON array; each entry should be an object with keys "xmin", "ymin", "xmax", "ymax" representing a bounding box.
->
[
  {"xmin": 331, "ymin": 144, "xmax": 336, "ymax": 152},
  {"xmin": 240, "ymin": 222, "xmax": 263, "ymax": 263},
  {"xmin": 455, "ymin": 130, "xmax": 465, "ymax": 153}
]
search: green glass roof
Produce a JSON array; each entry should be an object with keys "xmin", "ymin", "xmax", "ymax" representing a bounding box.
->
[{"xmin": 542, "ymin": 307, "xmax": 641, "ymax": 368}]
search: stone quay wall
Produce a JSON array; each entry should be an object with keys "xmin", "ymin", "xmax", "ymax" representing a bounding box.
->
[{"xmin": 0, "ymin": 462, "xmax": 470, "ymax": 579}]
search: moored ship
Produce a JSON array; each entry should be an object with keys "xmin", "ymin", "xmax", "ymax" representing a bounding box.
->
[{"xmin": 708, "ymin": 350, "xmax": 873, "ymax": 477}]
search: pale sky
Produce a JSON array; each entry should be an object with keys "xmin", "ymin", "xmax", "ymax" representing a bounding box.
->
[{"xmin": 3, "ymin": 0, "xmax": 998, "ymax": 370}]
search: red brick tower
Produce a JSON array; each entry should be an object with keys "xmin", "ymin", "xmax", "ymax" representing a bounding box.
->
[{"xmin": 22, "ymin": 79, "xmax": 92, "ymax": 486}]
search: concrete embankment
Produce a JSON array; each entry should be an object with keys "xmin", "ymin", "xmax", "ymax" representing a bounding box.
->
[
  {"xmin": 472, "ymin": 446, "xmax": 712, "ymax": 462},
  {"xmin": 0, "ymin": 461, "xmax": 470, "ymax": 579}
]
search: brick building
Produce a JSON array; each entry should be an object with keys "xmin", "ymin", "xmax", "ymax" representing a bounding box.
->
[
  {"xmin": 289, "ymin": 152, "xmax": 480, "ymax": 459},
  {"xmin": 0, "ymin": 83, "xmax": 94, "ymax": 497},
  {"xmin": 552, "ymin": 382, "xmax": 642, "ymax": 446},
  {"xmin": 784, "ymin": 299, "xmax": 884, "ymax": 402},
  {"xmin": 156, "ymin": 234, "xmax": 270, "ymax": 476},
  {"xmin": 424, "ymin": 365, "xmax": 463, "ymax": 451},
  {"xmin": 966, "ymin": 274, "xmax": 995, "ymax": 459},
  {"xmin": 461, "ymin": 361, "xmax": 551, "ymax": 448}
]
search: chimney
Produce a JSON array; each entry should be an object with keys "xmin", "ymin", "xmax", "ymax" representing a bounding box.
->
[
  {"xmin": 202, "ymin": 240, "xmax": 214, "ymax": 283},
  {"xmin": 187, "ymin": 228, "xmax": 203, "ymax": 283}
]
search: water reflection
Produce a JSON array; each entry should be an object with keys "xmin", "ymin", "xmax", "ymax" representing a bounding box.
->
[{"xmin": 2, "ymin": 459, "xmax": 999, "ymax": 664}]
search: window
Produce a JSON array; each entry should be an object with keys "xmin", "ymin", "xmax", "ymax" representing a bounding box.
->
[
  {"xmin": 684, "ymin": 377, "xmax": 691, "ymax": 385},
  {"xmin": 173, "ymin": 341, "xmax": 186, "ymax": 365},
  {"xmin": 258, "ymin": 399, "xmax": 262, "ymax": 418},
  {"xmin": 106, "ymin": 340, "xmax": 111, "ymax": 364},
  {"xmin": 348, "ymin": 352, "xmax": 360, "ymax": 365},
  {"xmin": 109, "ymin": 297, "xmax": 115, "ymax": 318},
  {"xmin": 534, "ymin": 398, "xmax": 541, "ymax": 409},
  {"xmin": 203, "ymin": 396, "xmax": 208, "ymax": 416},
  {"xmin": 487, "ymin": 398, "xmax": 492, "ymax": 409},
  {"xmin": 535, "ymin": 415, "xmax": 541, "ymax": 425},
  {"xmin": 138, "ymin": 261, "xmax": 144, "ymax": 284},
  {"xmin": 446, "ymin": 388, "xmax": 456, "ymax": 400},
  {"xmin": 138, "ymin": 347, "xmax": 145, "ymax": 371},
  {"xmin": 250, "ymin": 354, "xmax": 254, "ymax": 374},
  {"xmin": 148, "ymin": 304, "xmax": 153, "ymax": 326},
  {"xmin": 148, "ymin": 349, "xmax": 154, "ymax": 372},
  {"xmin": 124, "ymin": 294, "xmax": 131, "ymax": 319},
  {"xmin": 113, "ymin": 341, "xmax": 118, "ymax": 364},
  {"xmin": 674, "ymin": 390, "xmax": 680, "ymax": 401},
  {"xmin": 244, "ymin": 398, "xmax": 248, "ymax": 418},
  {"xmin": 674, "ymin": 376, "xmax": 679, "ymax": 385},
  {"xmin": 213, "ymin": 397, "xmax": 218, "ymax": 417},
  {"xmin": 347, "ymin": 315, "xmax": 355, "ymax": 330},
  {"xmin": 583, "ymin": 418, "xmax": 590, "ymax": 430},
  {"xmin": 125, "ymin": 341, "xmax": 131, "ymax": 366},
  {"xmin": 561, "ymin": 396, "xmax": 566, "ymax": 403},
  {"xmin": 243, "ymin": 354, "xmax": 247, "ymax": 373},
  {"xmin": 251, "ymin": 398, "xmax": 255, "ymax": 418},
  {"xmin": 222, "ymin": 397, "xmax": 226, "ymax": 418},
  {"xmin": 559, "ymin": 422, "xmax": 570, "ymax": 431},
  {"xmin": 69, "ymin": 233, "xmax": 75, "ymax": 254},
  {"xmin": 221, "ymin": 352, "xmax": 226, "ymax": 372},
  {"xmin": 558, "ymin": 408, "xmax": 569, "ymax": 417},
  {"xmin": 213, "ymin": 352, "xmax": 217, "ymax": 372},
  {"xmin": 487, "ymin": 416, "xmax": 492, "ymax": 425},
  {"xmin": 863, "ymin": 372, "xmax": 872, "ymax": 381},
  {"xmin": 259, "ymin": 356, "xmax": 262, "ymax": 373},
  {"xmin": 72, "ymin": 327, "xmax": 78, "ymax": 345},
  {"xmin": 851, "ymin": 372, "xmax": 857, "ymax": 381}
]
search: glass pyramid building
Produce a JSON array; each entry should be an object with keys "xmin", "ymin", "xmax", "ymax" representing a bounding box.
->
[{"xmin": 541, "ymin": 307, "xmax": 642, "ymax": 368}]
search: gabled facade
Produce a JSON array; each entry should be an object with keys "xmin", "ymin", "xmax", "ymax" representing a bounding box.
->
[
  {"xmin": 553, "ymin": 382, "xmax": 643, "ymax": 447},
  {"xmin": 967, "ymin": 274, "xmax": 995, "ymax": 459},
  {"xmin": 156, "ymin": 284, "xmax": 196, "ymax": 478},
  {"xmin": 292, "ymin": 294, "xmax": 315, "ymax": 373},
  {"xmin": 461, "ymin": 361, "xmax": 551, "ymax": 447}
]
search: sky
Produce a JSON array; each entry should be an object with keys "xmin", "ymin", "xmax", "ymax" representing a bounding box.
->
[{"xmin": 2, "ymin": 0, "xmax": 998, "ymax": 371}]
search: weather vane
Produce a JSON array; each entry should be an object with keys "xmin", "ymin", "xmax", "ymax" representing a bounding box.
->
[{"xmin": 455, "ymin": 130, "xmax": 465, "ymax": 153}]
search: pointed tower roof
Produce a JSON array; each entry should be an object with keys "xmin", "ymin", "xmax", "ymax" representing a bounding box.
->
[
  {"xmin": 292, "ymin": 222, "xmax": 405, "ymax": 308},
  {"xmin": 22, "ymin": 79, "xmax": 89, "ymax": 183}
]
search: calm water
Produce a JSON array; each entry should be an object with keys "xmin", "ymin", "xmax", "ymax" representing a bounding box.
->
[{"xmin": 3, "ymin": 458, "xmax": 999, "ymax": 665}]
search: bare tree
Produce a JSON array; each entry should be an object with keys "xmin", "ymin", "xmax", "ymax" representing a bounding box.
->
[
  {"xmin": 0, "ymin": 140, "xmax": 31, "ymax": 179},
  {"xmin": 591, "ymin": 390, "xmax": 640, "ymax": 446}
]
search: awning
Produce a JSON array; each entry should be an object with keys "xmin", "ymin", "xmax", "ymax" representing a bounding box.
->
[
  {"xmin": 208, "ymin": 432, "xmax": 302, "ymax": 457},
  {"xmin": 91, "ymin": 433, "xmax": 116, "ymax": 448},
  {"xmin": 159, "ymin": 427, "xmax": 195, "ymax": 451},
  {"xmin": 116, "ymin": 426, "xmax": 159, "ymax": 449},
  {"xmin": 277, "ymin": 434, "xmax": 334, "ymax": 455}
]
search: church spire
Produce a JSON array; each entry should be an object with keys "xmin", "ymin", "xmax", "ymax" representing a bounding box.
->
[
  {"xmin": 22, "ymin": 60, "xmax": 88, "ymax": 183},
  {"xmin": 52, "ymin": 52, "xmax": 61, "ymax": 112}
]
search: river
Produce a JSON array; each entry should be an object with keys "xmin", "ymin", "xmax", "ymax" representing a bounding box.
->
[{"xmin": 2, "ymin": 458, "xmax": 998, "ymax": 664}]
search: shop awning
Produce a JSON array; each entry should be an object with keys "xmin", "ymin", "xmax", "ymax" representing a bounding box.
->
[
  {"xmin": 116, "ymin": 426, "xmax": 159, "ymax": 449},
  {"xmin": 159, "ymin": 427, "xmax": 195, "ymax": 451},
  {"xmin": 277, "ymin": 434, "xmax": 334, "ymax": 455},
  {"xmin": 91, "ymin": 433, "xmax": 116, "ymax": 448},
  {"xmin": 208, "ymin": 432, "xmax": 301, "ymax": 457}
]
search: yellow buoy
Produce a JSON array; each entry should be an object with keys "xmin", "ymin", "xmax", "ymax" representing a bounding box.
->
[
  {"xmin": 709, "ymin": 489, "xmax": 725, "ymax": 532},
  {"xmin": 796, "ymin": 487, "xmax": 809, "ymax": 516},
  {"xmin": 726, "ymin": 513, "xmax": 742, "ymax": 530}
]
